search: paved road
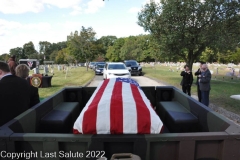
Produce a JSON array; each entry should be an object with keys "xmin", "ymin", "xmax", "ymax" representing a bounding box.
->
[
  {"xmin": 88, "ymin": 75, "xmax": 198, "ymax": 100},
  {"xmin": 87, "ymin": 75, "xmax": 166, "ymax": 87},
  {"xmin": 87, "ymin": 74, "xmax": 240, "ymax": 125}
]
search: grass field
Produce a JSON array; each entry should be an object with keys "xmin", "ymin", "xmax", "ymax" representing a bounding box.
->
[
  {"xmin": 142, "ymin": 63, "xmax": 240, "ymax": 115},
  {"xmin": 34, "ymin": 67, "xmax": 95, "ymax": 99},
  {"xmin": 35, "ymin": 63, "xmax": 240, "ymax": 115}
]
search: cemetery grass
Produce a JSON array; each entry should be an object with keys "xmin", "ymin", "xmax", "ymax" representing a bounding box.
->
[
  {"xmin": 143, "ymin": 65, "xmax": 240, "ymax": 115},
  {"xmin": 33, "ymin": 67, "xmax": 94, "ymax": 99}
]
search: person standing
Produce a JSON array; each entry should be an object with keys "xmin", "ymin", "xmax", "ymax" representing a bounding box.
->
[
  {"xmin": 0, "ymin": 61, "xmax": 30, "ymax": 126},
  {"xmin": 180, "ymin": 64, "xmax": 193, "ymax": 96},
  {"xmin": 7, "ymin": 55, "xmax": 18, "ymax": 75},
  {"xmin": 198, "ymin": 64, "xmax": 211, "ymax": 106},
  {"xmin": 195, "ymin": 62, "xmax": 205, "ymax": 102},
  {"xmin": 15, "ymin": 64, "xmax": 40, "ymax": 107}
]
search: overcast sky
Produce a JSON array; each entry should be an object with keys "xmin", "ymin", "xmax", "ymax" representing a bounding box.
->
[{"xmin": 0, "ymin": 0, "xmax": 151, "ymax": 55}]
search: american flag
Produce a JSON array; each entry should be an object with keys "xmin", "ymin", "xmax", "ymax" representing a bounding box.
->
[
  {"xmin": 73, "ymin": 78, "xmax": 163, "ymax": 134},
  {"xmin": 27, "ymin": 61, "xmax": 33, "ymax": 67}
]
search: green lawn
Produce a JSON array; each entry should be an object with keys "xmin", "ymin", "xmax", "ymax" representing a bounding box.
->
[
  {"xmin": 142, "ymin": 63, "xmax": 240, "ymax": 114},
  {"xmin": 34, "ymin": 67, "xmax": 95, "ymax": 99},
  {"xmin": 35, "ymin": 64, "xmax": 240, "ymax": 115}
]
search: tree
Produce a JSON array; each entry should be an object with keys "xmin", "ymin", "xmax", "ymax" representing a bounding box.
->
[
  {"xmin": 230, "ymin": 48, "xmax": 240, "ymax": 64},
  {"xmin": 98, "ymin": 36, "xmax": 117, "ymax": 53},
  {"xmin": 199, "ymin": 48, "xmax": 218, "ymax": 63},
  {"xmin": 39, "ymin": 41, "xmax": 53, "ymax": 60},
  {"xmin": 120, "ymin": 36, "xmax": 138, "ymax": 60},
  {"xmin": 105, "ymin": 38, "xmax": 125, "ymax": 61},
  {"xmin": 217, "ymin": 48, "xmax": 240, "ymax": 64},
  {"xmin": 138, "ymin": 0, "xmax": 240, "ymax": 69},
  {"xmin": 49, "ymin": 41, "xmax": 68, "ymax": 62},
  {"xmin": 23, "ymin": 42, "xmax": 37, "ymax": 59},
  {"xmin": 96, "ymin": 36, "xmax": 117, "ymax": 61},
  {"xmin": 133, "ymin": 34, "xmax": 164, "ymax": 62},
  {"xmin": 0, "ymin": 54, "xmax": 10, "ymax": 62},
  {"xmin": 90, "ymin": 40, "xmax": 105, "ymax": 61},
  {"xmin": 55, "ymin": 50, "xmax": 66, "ymax": 64},
  {"xmin": 9, "ymin": 47, "xmax": 26, "ymax": 60},
  {"xmin": 68, "ymin": 26, "xmax": 97, "ymax": 70},
  {"xmin": 54, "ymin": 48, "xmax": 74, "ymax": 64},
  {"xmin": 52, "ymin": 41, "xmax": 67, "ymax": 51},
  {"xmin": 119, "ymin": 35, "xmax": 148, "ymax": 62},
  {"xmin": 50, "ymin": 50, "xmax": 58, "ymax": 62},
  {"xmin": 142, "ymin": 35, "xmax": 163, "ymax": 62}
]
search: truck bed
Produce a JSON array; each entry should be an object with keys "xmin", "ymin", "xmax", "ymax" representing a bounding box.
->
[{"xmin": 1, "ymin": 86, "xmax": 240, "ymax": 160}]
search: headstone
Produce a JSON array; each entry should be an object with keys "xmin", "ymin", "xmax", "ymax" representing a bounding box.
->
[
  {"xmin": 225, "ymin": 72, "xmax": 232, "ymax": 76},
  {"xmin": 44, "ymin": 66, "xmax": 49, "ymax": 75},
  {"xmin": 33, "ymin": 68, "xmax": 39, "ymax": 74},
  {"xmin": 210, "ymin": 70, "xmax": 214, "ymax": 74},
  {"xmin": 50, "ymin": 68, "xmax": 54, "ymax": 74},
  {"xmin": 230, "ymin": 95, "xmax": 240, "ymax": 100},
  {"xmin": 58, "ymin": 65, "xmax": 61, "ymax": 71}
]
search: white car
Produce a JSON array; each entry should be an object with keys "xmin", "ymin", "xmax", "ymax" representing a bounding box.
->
[
  {"xmin": 88, "ymin": 62, "xmax": 96, "ymax": 69},
  {"xmin": 103, "ymin": 62, "xmax": 131, "ymax": 79}
]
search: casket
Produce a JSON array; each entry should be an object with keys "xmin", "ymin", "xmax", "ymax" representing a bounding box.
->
[{"xmin": 73, "ymin": 78, "xmax": 163, "ymax": 134}]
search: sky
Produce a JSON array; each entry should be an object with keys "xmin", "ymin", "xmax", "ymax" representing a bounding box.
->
[{"xmin": 0, "ymin": 0, "xmax": 151, "ymax": 55}]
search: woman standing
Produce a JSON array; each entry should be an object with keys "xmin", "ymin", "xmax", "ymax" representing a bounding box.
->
[
  {"xmin": 180, "ymin": 65, "xmax": 193, "ymax": 96},
  {"xmin": 15, "ymin": 64, "xmax": 40, "ymax": 107}
]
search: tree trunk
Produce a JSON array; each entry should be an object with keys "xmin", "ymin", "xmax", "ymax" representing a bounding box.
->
[
  {"xmin": 86, "ymin": 61, "xmax": 89, "ymax": 71},
  {"xmin": 187, "ymin": 49, "xmax": 195, "ymax": 71},
  {"xmin": 187, "ymin": 45, "xmax": 206, "ymax": 71}
]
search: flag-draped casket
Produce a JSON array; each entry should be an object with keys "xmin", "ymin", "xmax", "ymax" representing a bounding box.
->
[{"xmin": 73, "ymin": 78, "xmax": 163, "ymax": 134}]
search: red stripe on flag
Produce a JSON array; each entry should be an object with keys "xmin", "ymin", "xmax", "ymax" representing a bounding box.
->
[
  {"xmin": 82, "ymin": 79, "xmax": 110, "ymax": 134},
  {"xmin": 73, "ymin": 129, "xmax": 82, "ymax": 134},
  {"xmin": 110, "ymin": 81, "xmax": 123, "ymax": 134},
  {"xmin": 131, "ymin": 85, "xmax": 151, "ymax": 134}
]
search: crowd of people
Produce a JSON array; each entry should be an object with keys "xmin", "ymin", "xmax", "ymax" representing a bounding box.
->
[
  {"xmin": 180, "ymin": 62, "xmax": 212, "ymax": 106},
  {"xmin": 0, "ymin": 56, "xmax": 40, "ymax": 126}
]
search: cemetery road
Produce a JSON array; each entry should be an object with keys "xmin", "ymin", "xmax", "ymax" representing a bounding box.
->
[
  {"xmin": 87, "ymin": 73, "xmax": 240, "ymax": 126},
  {"xmin": 87, "ymin": 75, "xmax": 166, "ymax": 87}
]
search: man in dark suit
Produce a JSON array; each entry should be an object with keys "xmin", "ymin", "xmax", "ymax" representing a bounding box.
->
[
  {"xmin": 0, "ymin": 61, "xmax": 30, "ymax": 126},
  {"xmin": 199, "ymin": 64, "xmax": 212, "ymax": 106}
]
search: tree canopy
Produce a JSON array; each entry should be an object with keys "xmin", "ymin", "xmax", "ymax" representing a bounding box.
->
[
  {"xmin": 138, "ymin": 0, "xmax": 240, "ymax": 69},
  {"xmin": 2, "ymin": 11, "xmax": 240, "ymax": 65},
  {"xmin": 67, "ymin": 26, "xmax": 97, "ymax": 68}
]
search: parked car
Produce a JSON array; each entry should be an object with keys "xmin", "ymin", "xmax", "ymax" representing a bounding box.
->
[
  {"xmin": 93, "ymin": 62, "xmax": 105, "ymax": 71},
  {"xmin": 88, "ymin": 62, "xmax": 96, "ymax": 69},
  {"xmin": 95, "ymin": 63, "xmax": 105, "ymax": 75},
  {"xmin": 103, "ymin": 62, "xmax": 131, "ymax": 79},
  {"xmin": 124, "ymin": 60, "xmax": 142, "ymax": 76}
]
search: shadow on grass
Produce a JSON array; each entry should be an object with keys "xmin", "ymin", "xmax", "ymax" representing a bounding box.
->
[{"xmin": 50, "ymin": 85, "xmax": 62, "ymax": 87}]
